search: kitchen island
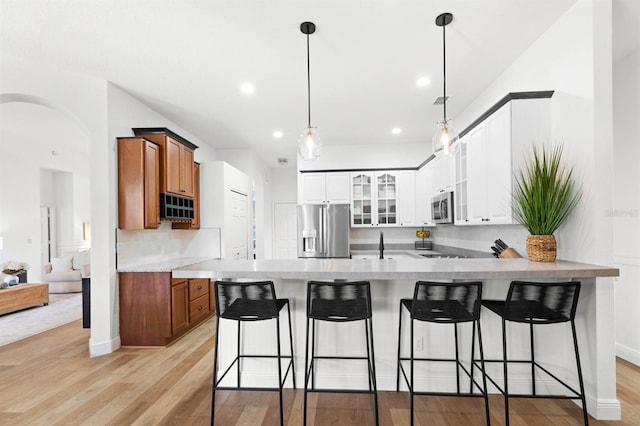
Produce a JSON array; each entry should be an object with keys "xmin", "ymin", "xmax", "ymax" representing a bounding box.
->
[{"xmin": 175, "ymin": 256, "xmax": 620, "ymax": 420}]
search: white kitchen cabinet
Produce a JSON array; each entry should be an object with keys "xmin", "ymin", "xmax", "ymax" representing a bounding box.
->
[
  {"xmin": 351, "ymin": 170, "xmax": 416, "ymax": 227},
  {"xmin": 415, "ymin": 165, "xmax": 435, "ymax": 226},
  {"xmin": 454, "ymin": 138, "xmax": 468, "ymax": 225},
  {"xmin": 298, "ymin": 172, "xmax": 350, "ymax": 204},
  {"xmin": 460, "ymin": 98, "xmax": 551, "ymax": 225},
  {"xmin": 395, "ymin": 171, "xmax": 416, "ymax": 226},
  {"xmin": 430, "ymin": 154, "xmax": 455, "ymax": 195}
]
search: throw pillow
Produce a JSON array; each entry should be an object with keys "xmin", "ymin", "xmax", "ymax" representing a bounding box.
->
[
  {"xmin": 72, "ymin": 250, "xmax": 91, "ymax": 270},
  {"xmin": 50, "ymin": 256, "xmax": 73, "ymax": 273}
]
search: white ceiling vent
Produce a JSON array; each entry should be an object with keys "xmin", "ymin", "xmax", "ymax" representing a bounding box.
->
[{"xmin": 433, "ymin": 96, "xmax": 449, "ymax": 105}]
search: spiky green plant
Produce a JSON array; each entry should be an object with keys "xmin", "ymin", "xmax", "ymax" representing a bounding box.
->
[{"xmin": 512, "ymin": 144, "xmax": 582, "ymax": 235}]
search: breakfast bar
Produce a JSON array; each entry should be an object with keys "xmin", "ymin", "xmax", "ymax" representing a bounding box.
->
[{"xmin": 175, "ymin": 256, "xmax": 620, "ymax": 420}]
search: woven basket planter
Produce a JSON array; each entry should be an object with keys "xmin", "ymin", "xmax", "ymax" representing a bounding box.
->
[{"xmin": 526, "ymin": 235, "xmax": 557, "ymax": 262}]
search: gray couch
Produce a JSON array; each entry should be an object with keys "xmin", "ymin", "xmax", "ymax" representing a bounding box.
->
[{"xmin": 43, "ymin": 250, "xmax": 90, "ymax": 293}]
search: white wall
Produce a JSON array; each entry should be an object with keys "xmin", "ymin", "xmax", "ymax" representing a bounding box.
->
[
  {"xmin": 612, "ymin": 2, "xmax": 640, "ymax": 365},
  {"xmin": 297, "ymin": 142, "xmax": 429, "ymax": 171}
]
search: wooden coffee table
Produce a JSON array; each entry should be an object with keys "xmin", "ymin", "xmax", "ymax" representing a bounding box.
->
[{"xmin": 0, "ymin": 283, "xmax": 49, "ymax": 315}]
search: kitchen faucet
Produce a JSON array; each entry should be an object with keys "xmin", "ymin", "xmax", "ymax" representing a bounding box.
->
[{"xmin": 379, "ymin": 231, "xmax": 384, "ymax": 259}]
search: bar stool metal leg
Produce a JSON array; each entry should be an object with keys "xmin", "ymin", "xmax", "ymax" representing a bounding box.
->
[
  {"xmin": 287, "ymin": 302, "xmax": 296, "ymax": 389},
  {"xmin": 502, "ymin": 317, "xmax": 510, "ymax": 426},
  {"xmin": 367, "ymin": 316, "xmax": 380, "ymax": 426},
  {"xmin": 211, "ymin": 318, "xmax": 221, "ymax": 426},
  {"xmin": 530, "ymin": 322, "xmax": 536, "ymax": 396},
  {"xmin": 396, "ymin": 299, "xmax": 403, "ymax": 392},
  {"xmin": 477, "ymin": 318, "xmax": 491, "ymax": 426},
  {"xmin": 572, "ymin": 320, "xmax": 589, "ymax": 425}
]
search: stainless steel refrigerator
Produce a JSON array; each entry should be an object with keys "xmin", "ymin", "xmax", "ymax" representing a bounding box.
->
[{"xmin": 297, "ymin": 204, "xmax": 350, "ymax": 258}]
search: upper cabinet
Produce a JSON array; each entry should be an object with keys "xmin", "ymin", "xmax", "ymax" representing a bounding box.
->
[
  {"xmin": 132, "ymin": 128, "xmax": 198, "ymax": 198},
  {"xmin": 351, "ymin": 170, "xmax": 416, "ymax": 227},
  {"xmin": 298, "ymin": 172, "xmax": 350, "ymax": 204},
  {"xmin": 430, "ymin": 154, "xmax": 455, "ymax": 195},
  {"xmin": 415, "ymin": 165, "xmax": 435, "ymax": 226},
  {"xmin": 458, "ymin": 97, "xmax": 551, "ymax": 225},
  {"xmin": 172, "ymin": 162, "xmax": 200, "ymax": 230},
  {"xmin": 117, "ymin": 137, "xmax": 160, "ymax": 230}
]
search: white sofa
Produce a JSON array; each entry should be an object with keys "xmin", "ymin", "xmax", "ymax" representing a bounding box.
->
[{"xmin": 43, "ymin": 250, "xmax": 90, "ymax": 293}]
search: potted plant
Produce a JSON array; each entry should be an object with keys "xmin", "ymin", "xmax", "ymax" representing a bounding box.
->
[
  {"xmin": 512, "ymin": 144, "xmax": 582, "ymax": 262},
  {"xmin": 1, "ymin": 260, "xmax": 29, "ymax": 286}
]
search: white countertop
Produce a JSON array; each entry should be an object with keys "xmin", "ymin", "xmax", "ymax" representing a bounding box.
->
[{"xmin": 172, "ymin": 257, "xmax": 619, "ymax": 280}]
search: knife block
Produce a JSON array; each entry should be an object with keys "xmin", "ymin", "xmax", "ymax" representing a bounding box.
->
[{"xmin": 499, "ymin": 247, "xmax": 522, "ymax": 259}]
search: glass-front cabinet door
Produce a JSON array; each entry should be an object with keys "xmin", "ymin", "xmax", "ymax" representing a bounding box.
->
[
  {"xmin": 351, "ymin": 173, "xmax": 373, "ymax": 226},
  {"xmin": 376, "ymin": 173, "xmax": 397, "ymax": 225}
]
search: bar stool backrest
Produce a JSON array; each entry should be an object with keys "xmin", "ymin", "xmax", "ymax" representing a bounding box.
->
[
  {"xmin": 307, "ymin": 280, "xmax": 372, "ymax": 321},
  {"xmin": 504, "ymin": 281, "xmax": 581, "ymax": 324},
  {"xmin": 412, "ymin": 281, "xmax": 482, "ymax": 323},
  {"xmin": 214, "ymin": 280, "xmax": 279, "ymax": 321}
]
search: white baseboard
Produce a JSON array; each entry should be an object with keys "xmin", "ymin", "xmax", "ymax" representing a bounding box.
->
[
  {"xmin": 588, "ymin": 397, "xmax": 622, "ymax": 420},
  {"xmin": 616, "ymin": 342, "xmax": 640, "ymax": 367},
  {"xmin": 89, "ymin": 336, "xmax": 121, "ymax": 357}
]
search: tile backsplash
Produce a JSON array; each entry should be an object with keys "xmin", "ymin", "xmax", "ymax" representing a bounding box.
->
[{"xmin": 116, "ymin": 223, "xmax": 221, "ymax": 268}]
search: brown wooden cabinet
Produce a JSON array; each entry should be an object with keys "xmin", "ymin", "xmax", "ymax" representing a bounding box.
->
[
  {"xmin": 172, "ymin": 162, "xmax": 200, "ymax": 230},
  {"xmin": 119, "ymin": 272, "xmax": 213, "ymax": 346},
  {"xmin": 171, "ymin": 279, "xmax": 189, "ymax": 334},
  {"xmin": 132, "ymin": 128, "xmax": 198, "ymax": 198},
  {"xmin": 117, "ymin": 137, "xmax": 160, "ymax": 230}
]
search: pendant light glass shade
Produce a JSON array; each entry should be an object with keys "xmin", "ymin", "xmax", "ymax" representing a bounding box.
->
[
  {"xmin": 298, "ymin": 125, "xmax": 322, "ymax": 159},
  {"xmin": 432, "ymin": 119, "xmax": 459, "ymax": 156},
  {"xmin": 299, "ymin": 21, "xmax": 322, "ymax": 160}
]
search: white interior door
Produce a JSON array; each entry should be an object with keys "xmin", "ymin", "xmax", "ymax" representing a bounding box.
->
[
  {"xmin": 230, "ymin": 191, "xmax": 248, "ymax": 259},
  {"xmin": 273, "ymin": 202, "xmax": 298, "ymax": 259}
]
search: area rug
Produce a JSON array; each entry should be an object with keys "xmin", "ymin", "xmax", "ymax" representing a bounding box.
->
[{"xmin": 0, "ymin": 292, "xmax": 82, "ymax": 346}]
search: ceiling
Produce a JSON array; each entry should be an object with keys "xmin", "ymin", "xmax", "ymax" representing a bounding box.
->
[{"xmin": 0, "ymin": 0, "xmax": 579, "ymax": 168}]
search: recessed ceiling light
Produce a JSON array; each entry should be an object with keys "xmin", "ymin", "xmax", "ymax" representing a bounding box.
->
[
  {"xmin": 391, "ymin": 127, "xmax": 402, "ymax": 135},
  {"xmin": 240, "ymin": 82, "xmax": 255, "ymax": 94},
  {"xmin": 416, "ymin": 76, "xmax": 431, "ymax": 87},
  {"xmin": 273, "ymin": 130, "xmax": 283, "ymax": 139}
]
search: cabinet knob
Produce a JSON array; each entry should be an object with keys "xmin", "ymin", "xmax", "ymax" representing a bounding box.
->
[
  {"xmin": 198, "ymin": 305, "xmax": 203, "ymax": 311},
  {"xmin": 197, "ymin": 285, "xmax": 203, "ymax": 290}
]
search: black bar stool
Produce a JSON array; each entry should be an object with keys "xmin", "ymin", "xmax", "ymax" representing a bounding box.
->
[
  {"xmin": 481, "ymin": 280, "xmax": 588, "ymax": 426},
  {"xmin": 396, "ymin": 280, "xmax": 490, "ymax": 426},
  {"xmin": 303, "ymin": 280, "xmax": 379, "ymax": 426},
  {"xmin": 211, "ymin": 280, "xmax": 295, "ymax": 426}
]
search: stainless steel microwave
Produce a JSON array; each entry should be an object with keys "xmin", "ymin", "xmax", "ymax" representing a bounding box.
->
[{"xmin": 431, "ymin": 191, "xmax": 454, "ymax": 224}]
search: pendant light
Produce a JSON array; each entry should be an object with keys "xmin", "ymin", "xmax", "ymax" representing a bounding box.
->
[
  {"xmin": 432, "ymin": 12, "xmax": 459, "ymax": 157},
  {"xmin": 298, "ymin": 21, "xmax": 322, "ymax": 160}
]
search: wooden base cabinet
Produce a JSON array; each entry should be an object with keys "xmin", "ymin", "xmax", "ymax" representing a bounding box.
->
[{"xmin": 119, "ymin": 272, "xmax": 213, "ymax": 346}]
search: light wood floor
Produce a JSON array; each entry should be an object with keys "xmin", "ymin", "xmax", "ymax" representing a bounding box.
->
[{"xmin": 1, "ymin": 317, "xmax": 638, "ymax": 425}]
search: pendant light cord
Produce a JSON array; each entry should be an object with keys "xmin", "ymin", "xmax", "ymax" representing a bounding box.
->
[
  {"xmin": 306, "ymin": 33, "xmax": 311, "ymax": 127},
  {"xmin": 442, "ymin": 22, "xmax": 447, "ymax": 122}
]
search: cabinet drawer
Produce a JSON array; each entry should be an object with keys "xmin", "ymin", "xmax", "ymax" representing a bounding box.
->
[
  {"xmin": 188, "ymin": 278, "xmax": 209, "ymax": 301},
  {"xmin": 189, "ymin": 294, "xmax": 209, "ymax": 323}
]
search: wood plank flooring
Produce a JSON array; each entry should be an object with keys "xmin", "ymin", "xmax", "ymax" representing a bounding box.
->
[{"xmin": 1, "ymin": 317, "xmax": 638, "ymax": 425}]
